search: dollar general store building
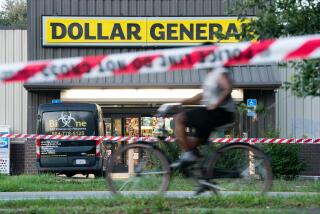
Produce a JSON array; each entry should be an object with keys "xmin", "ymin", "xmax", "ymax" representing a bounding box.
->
[{"xmin": 1, "ymin": 0, "xmax": 320, "ymax": 175}]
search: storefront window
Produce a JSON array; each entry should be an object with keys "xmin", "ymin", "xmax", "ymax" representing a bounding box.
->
[
  {"xmin": 164, "ymin": 117, "xmax": 174, "ymax": 136},
  {"xmin": 125, "ymin": 118, "xmax": 139, "ymax": 137},
  {"xmin": 141, "ymin": 117, "xmax": 174, "ymax": 137},
  {"xmin": 141, "ymin": 117, "xmax": 158, "ymax": 137},
  {"xmin": 105, "ymin": 116, "xmax": 175, "ymax": 137}
]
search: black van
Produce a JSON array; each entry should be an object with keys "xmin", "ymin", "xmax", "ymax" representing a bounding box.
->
[{"xmin": 36, "ymin": 102, "xmax": 105, "ymax": 177}]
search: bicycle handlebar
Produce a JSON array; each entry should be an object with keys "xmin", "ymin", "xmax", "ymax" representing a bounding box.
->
[{"xmin": 155, "ymin": 103, "xmax": 182, "ymax": 117}]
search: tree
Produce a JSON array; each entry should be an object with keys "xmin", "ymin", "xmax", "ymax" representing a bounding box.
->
[
  {"xmin": 236, "ymin": 102, "xmax": 268, "ymax": 137},
  {"xmin": 233, "ymin": 0, "xmax": 320, "ymax": 97},
  {"xmin": 236, "ymin": 102, "xmax": 247, "ymax": 136},
  {"xmin": 0, "ymin": 0, "xmax": 27, "ymax": 26}
]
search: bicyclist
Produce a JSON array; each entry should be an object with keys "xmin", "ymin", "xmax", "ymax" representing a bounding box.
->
[{"xmin": 171, "ymin": 66, "xmax": 235, "ymax": 168}]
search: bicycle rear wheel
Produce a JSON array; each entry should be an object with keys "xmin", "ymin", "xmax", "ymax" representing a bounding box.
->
[
  {"xmin": 206, "ymin": 143, "xmax": 272, "ymax": 194},
  {"xmin": 106, "ymin": 143, "xmax": 171, "ymax": 195}
]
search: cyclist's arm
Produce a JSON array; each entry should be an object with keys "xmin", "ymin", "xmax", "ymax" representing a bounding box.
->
[
  {"xmin": 207, "ymin": 73, "xmax": 232, "ymax": 110},
  {"xmin": 181, "ymin": 93, "xmax": 203, "ymax": 105}
]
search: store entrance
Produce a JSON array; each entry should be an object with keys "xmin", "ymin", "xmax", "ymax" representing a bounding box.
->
[{"xmin": 102, "ymin": 107, "xmax": 174, "ymax": 173}]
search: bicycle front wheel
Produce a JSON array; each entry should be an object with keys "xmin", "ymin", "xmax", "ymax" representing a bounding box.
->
[
  {"xmin": 206, "ymin": 143, "xmax": 272, "ymax": 194},
  {"xmin": 106, "ymin": 143, "xmax": 171, "ymax": 195}
]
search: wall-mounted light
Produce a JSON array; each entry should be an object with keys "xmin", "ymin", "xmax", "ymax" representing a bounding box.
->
[{"xmin": 231, "ymin": 89, "xmax": 244, "ymax": 102}]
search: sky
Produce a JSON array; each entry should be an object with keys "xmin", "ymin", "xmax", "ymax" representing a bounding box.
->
[
  {"xmin": 0, "ymin": 0, "xmax": 27, "ymax": 11},
  {"xmin": 0, "ymin": 0, "xmax": 5, "ymax": 11}
]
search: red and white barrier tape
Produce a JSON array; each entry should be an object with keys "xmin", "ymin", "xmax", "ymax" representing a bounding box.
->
[
  {"xmin": 1, "ymin": 134, "xmax": 320, "ymax": 144},
  {"xmin": 0, "ymin": 34, "xmax": 320, "ymax": 83}
]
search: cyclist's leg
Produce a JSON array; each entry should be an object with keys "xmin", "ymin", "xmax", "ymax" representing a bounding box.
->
[
  {"xmin": 174, "ymin": 112, "xmax": 189, "ymax": 150},
  {"xmin": 185, "ymin": 137, "xmax": 204, "ymax": 150},
  {"xmin": 174, "ymin": 109, "xmax": 206, "ymax": 151},
  {"xmin": 171, "ymin": 108, "xmax": 209, "ymax": 168}
]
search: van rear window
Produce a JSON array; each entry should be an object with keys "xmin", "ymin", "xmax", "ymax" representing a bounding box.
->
[{"xmin": 42, "ymin": 111, "xmax": 95, "ymax": 136}]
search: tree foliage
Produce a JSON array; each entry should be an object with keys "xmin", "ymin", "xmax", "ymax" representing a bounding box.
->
[
  {"xmin": 0, "ymin": 0, "xmax": 27, "ymax": 26},
  {"xmin": 233, "ymin": 0, "xmax": 320, "ymax": 97}
]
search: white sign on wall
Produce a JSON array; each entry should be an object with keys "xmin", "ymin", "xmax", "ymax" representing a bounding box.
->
[{"xmin": 0, "ymin": 126, "xmax": 10, "ymax": 174}]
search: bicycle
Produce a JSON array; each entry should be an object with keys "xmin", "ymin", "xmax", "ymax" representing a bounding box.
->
[{"xmin": 106, "ymin": 103, "xmax": 272, "ymax": 195}]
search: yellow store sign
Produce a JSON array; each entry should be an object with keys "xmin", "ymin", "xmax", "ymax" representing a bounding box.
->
[{"xmin": 42, "ymin": 16, "xmax": 252, "ymax": 46}]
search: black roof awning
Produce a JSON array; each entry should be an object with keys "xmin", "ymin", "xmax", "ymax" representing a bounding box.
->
[{"xmin": 24, "ymin": 65, "xmax": 282, "ymax": 90}]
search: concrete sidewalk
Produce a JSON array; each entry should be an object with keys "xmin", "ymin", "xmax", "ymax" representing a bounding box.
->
[{"xmin": 0, "ymin": 191, "xmax": 320, "ymax": 200}]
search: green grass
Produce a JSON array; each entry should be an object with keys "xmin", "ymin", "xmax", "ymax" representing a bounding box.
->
[
  {"xmin": 0, "ymin": 195, "xmax": 320, "ymax": 213},
  {"xmin": 0, "ymin": 174, "xmax": 106, "ymax": 192},
  {"xmin": 1, "ymin": 174, "xmax": 320, "ymax": 192},
  {"xmin": 272, "ymin": 179, "xmax": 320, "ymax": 192}
]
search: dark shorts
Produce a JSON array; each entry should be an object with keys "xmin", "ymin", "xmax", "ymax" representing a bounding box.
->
[{"xmin": 185, "ymin": 107, "xmax": 234, "ymax": 141}]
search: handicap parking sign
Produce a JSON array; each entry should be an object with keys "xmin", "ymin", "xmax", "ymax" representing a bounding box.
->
[
  {"xmin": 247, "ymin": 99, "xmax": 257, "ymax": 107},
  {"xmin": 247, "ymin": 99, "xmax": 257, "ymax": 117}
]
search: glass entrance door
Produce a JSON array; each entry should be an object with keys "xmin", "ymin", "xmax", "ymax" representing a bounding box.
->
[
  {"xmin": 103, "ymin": 112, "xmax": 174, "ymax": 174},
  {"xmin": 104, "ymin": 116, "xmax": 141, "ymax": 173},
  {"xmin": 113, "ymin": 118, "xmax": 123, "ymax": 136},
  {"xmin": 112, "ymin": 117, "xmax": 127, "ymax": 172}
]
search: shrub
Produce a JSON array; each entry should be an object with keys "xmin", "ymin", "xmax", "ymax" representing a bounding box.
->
[
  {"xmin": 260, "ymin": 128, "xmax": 305, "ymax": 179},
  {"xmin": 157, "ymin": 141, "xmax": 181, "ymax": 163},
  {"xmin": 262, "ymin": 144, "xmax": 305, "ymax": 179}
]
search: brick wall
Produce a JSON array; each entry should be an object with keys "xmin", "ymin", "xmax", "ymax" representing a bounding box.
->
[
  {"xmin": 10, "ymin": 140, "xmax": 37, "ymax": 175},
  {"xmin": 24, "ymin": 140, "xmax": 37, "ymax": 174},
  {"xmin": 300, "ymin": 145, "xmax": 320, "ymax": 176}
]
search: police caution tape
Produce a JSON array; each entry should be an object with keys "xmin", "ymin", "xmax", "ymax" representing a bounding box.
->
[
  {"xmin": 0, "ymin": 133, "xmax": 320, "ymax": 144},
  {"xmin": 0, "ymin": 33, "xmax": 319, "ymax": 83},
  {"xmin": 43, "ymin": 16, "xmax": 252, "ymax": 46}
]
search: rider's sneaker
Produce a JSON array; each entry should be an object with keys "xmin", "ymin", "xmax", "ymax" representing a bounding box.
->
[
  {"xmin": 170, "ymin": 150, "xmax": 201, "ymax": 169},
  {"xmin": 195, "ymin": 180, "xmax": 219, "ymax": 196},
  {"xmin": 195, "ymin": 184, "xmax": 209, "ymax": 195}
]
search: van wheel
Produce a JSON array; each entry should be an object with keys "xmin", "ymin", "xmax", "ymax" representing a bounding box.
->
[{"xmin": 65, "ymin": 172, "xmax": 75, "ymax": 178}]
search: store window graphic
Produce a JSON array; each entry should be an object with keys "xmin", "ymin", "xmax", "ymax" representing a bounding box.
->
[{"xmin": 125, "ymin": 118, "xmax": 139, "ymax": 137}]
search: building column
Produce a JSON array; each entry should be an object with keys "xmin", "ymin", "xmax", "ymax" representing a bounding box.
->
[{"xmin": 24, "ymin": 140, "xmax": 37, "ymax": 174}]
